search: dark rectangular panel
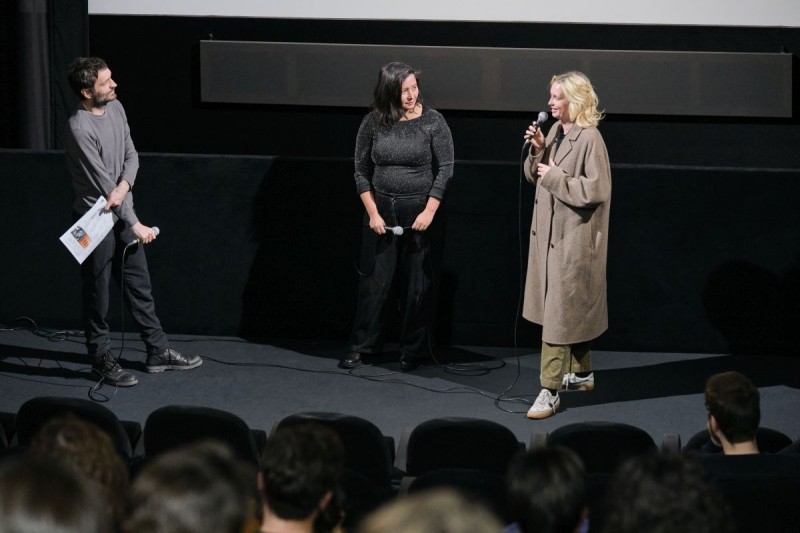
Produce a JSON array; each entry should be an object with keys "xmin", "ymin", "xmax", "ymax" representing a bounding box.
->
[{"xmin": 200, "ymin": 41, "xmax": 792, "ymax": 118}]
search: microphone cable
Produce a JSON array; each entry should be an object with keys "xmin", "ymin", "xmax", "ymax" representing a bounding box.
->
[
  {"xmin": 487, "ymin": 139, "xmax": 541, "ymax": 413},
  {"xmin": 343, "ymin": 140, "xmax": 537, "ymax": 413},
  {"xmin": 428, "ymin": 135, "xmax": 542, "ymax": 390},
  {"xmin": 418, "ymin": 138, "xmax": 538, "ymax": 412},
  {"xmin": 88, "ymin": 239, "xmax": 139, "ymax": 402},
  {"xmin": 352, "ymin": 224, "xmax": 412, "ymax": 277},
  {"xmin": 425, "ymin": 239, "xmax": 506, "ymax": 377},
  {"xmin": 4, "ymin": 316, "xmax": 83, "ymax": 342}
]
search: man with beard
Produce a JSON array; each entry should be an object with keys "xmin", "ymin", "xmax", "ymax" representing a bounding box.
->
[{"xmin": 64, "ymin": 57, "xmax": 201, "ymax": 387}]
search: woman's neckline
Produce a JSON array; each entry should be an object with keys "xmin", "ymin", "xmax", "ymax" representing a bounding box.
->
[{"xmin": 399, "ymin": 103, "xmax": 424, "ymax": 122}]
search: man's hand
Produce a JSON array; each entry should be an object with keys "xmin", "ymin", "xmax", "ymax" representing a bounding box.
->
[
  {"xmin": 131, "ymin": 222, "xmax": 158, "ymax": 244},
  {"xmin": 104, "ymin": 181, "xmax": 130, "ymax": 210}
]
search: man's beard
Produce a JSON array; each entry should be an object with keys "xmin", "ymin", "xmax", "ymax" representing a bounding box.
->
[{"xmin": 91, "ymin": 90, "xmax": 116, "ymax": 107}]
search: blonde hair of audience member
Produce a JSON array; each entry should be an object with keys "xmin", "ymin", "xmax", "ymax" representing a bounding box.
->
[
  {"xmin": 28, "ymin": 413, "xmax": 129, "ymax": 530},
  {"xmin": 259, "ymin": 423, "xmax": 346, "ymax": 533},
  {"xmin": 550, "ymin": 71, "xmax": 603, "ymax": 128},
  {"xmin": 125, "ymin": 439, "xmax": 259, "ymax": 533},
  {"xmin": 0, "ymin": 454, "xmax": 110, "ymax": 533},
  {"xmin": 358, "ymin": 488, "xmax": 502, "ymax": 533}
]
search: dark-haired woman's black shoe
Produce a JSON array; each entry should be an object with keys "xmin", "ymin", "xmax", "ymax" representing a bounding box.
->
[
  {"xmin": 399, "ymin": 353, "xmax": 419, "ymax": 372},
  {"xmin": 338, "ymin": 352, "xmax": 363, "ymax": 369}
]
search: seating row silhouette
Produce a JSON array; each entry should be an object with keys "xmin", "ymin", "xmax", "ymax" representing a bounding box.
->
[
  {"xmin": 2, "ymin": 396, "xmax": 798, "ymax": 468},
  {"xmin": 1, "ymin": 396, "xmax": 798, "ymax": 528}
]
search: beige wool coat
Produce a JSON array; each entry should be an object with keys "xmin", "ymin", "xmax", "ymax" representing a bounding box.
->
[{"xmin": 523, "ymin": 123, "xmax": 611, "ymax": 345}]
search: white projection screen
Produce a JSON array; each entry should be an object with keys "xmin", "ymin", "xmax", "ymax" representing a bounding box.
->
[{"xmin": 87, "ymin": 0, "xmax": 800, "ymax": 27}]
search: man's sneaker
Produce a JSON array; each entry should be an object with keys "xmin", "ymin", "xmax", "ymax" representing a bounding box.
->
[
  {"xmin": 561, "ymin": 372, "xmax": 595, "ymax": 391},
  {"xmin": 92, "ymin": 352, "xmax": 138, "ymax": 387},
  {"xmin": 145, "ymin": 348, "xmax": 203, "ymax": 373},
  {"xmin": 527, "ymin": 388, "xmax": 560, "ymax": 419}
]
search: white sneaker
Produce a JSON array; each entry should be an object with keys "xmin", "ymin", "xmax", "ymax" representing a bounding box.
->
[
  {"xmin": 561, "ymin": 372, "xmax": 595, "ymax": 391},
  {"xmin": 527, "ymin": 389, "xmax": 560, "ymax": 419}
]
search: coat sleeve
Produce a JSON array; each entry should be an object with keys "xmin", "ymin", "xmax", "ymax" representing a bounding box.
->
[
  {"xmin": 541, "ymin": 129, "xmax": 611, "ymax": 209},
  {"xmin": 524, "ymin": 127, "xmax": 558, "ymax": 185},
  {"xmin": 523, "ymin": 147, "xmax": 542, "ymax": 185}
]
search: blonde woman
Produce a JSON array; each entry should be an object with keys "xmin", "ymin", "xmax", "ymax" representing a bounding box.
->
[{"xmin": 522, "ymin": 71, "xmax": 611, "ymax": 419}]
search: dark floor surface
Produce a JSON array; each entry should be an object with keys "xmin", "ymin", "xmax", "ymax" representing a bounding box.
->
[{"xmin": 2, "ymin": 327, "xmax": 799, "ymax": 447}]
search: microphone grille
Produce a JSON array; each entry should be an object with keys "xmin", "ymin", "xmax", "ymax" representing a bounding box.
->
[
  {"xmin": 152, "ymin": 226, "xmax": 160, "ymax": 237},
  {"xmin": 537, "ymin": 111, "xmax": 549, "ymax": 124}
]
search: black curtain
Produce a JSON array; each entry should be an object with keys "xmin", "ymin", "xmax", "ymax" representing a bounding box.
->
[
  {"xmin": 0, "ymin": 1, "xmax": 20, "ymax": 148},
  {"xmin": 48, "ymin": 0, "xmax": 88, "ymax": 149},
  {"xmin": 0, "ymin": 0, "xmax": 87, "ymax": 149}
]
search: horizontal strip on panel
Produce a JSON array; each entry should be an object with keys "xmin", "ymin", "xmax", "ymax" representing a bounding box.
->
[{"xmin": 200, "ymin": 41, "xmax": 792, "ymax": 118}]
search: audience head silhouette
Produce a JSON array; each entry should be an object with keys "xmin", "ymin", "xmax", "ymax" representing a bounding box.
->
[
  {"xmin": 125, "ymin": 439, "xmax": 257, "ymax": 533},
  {"xmin": 705, "ymin": 370, "xmax": 760, "ymax": 454},
  {"xmin": 259, "ymin": 423, "xmax": 345, "ymax": 533},
  {"xmin": 601, "ymin": 453, "xmax": 735, "ymax": 533},
  {"xmin": 28, "ymin": 413, "xmax": 129, "ymax": 530},
  {"xmin": 0, "ymin": 453, "xmax": 110, "ymax": 533},
  {"xmin": 358, "ymin": 487, "xmax": 502, "ymax": 533},
  {"xmin": 506, "ymin": 446, "xmax": 588, "ymax": 533}
]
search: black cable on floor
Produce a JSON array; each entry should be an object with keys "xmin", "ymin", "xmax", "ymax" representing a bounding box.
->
[{"xmin": 1, "ymin": 316, "xmax": 117, "ymax": 400}]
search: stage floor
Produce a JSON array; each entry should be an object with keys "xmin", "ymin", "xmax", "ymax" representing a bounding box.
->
[{"xmin": 1, "ymin": 326, "xmax": 799, "ymax": 448}]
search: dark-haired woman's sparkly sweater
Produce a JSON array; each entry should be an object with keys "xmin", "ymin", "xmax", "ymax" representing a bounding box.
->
[{"xmin": 353, "ymin": 107, "xmax": 454, "ymax": 199}]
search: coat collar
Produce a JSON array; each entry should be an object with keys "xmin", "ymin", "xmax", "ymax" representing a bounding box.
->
[{"xmin": 551, "ymin": 124, "xmax": 583, "ymax": 165}]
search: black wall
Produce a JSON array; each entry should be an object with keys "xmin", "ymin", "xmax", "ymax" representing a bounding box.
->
[
  {"xmin": 1, "ymin": 16, "xmax": 798, "ymax": 355},
  {"xmin": 2, "ymin": 150, "xmax": 798, "ymax": 355}
]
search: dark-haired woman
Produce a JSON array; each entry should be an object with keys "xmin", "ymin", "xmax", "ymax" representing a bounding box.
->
[{"xmin": 338, "ymin": 62, "xmax": 454, "ymax": 371}]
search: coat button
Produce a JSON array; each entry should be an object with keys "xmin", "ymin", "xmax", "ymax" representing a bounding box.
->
[{"xmin": 550, "ymin": 243, "xmax": 554, "ymax": 248}]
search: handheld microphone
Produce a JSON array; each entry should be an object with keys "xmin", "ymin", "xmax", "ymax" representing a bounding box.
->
[
  {"xmin": 129, "ymin": 226, "xmax": 160, "ymax": 246},
  {"xmin": 522, "ymin": 111, "xmax": 549, "ymax": 149},
  {"xmin": 524, "ymin": 112, "xmax": 549, "ymax": 147},
  {"xmin": 385, "ymin": 226, "xmax": 404, "ymax": 236},
  {"xmin": 533, "ymin": 111, "xmax": 549, "ymax": 132}
]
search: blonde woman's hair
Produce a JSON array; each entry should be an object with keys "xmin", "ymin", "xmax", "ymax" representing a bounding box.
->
[{"xmin": 551, "ymin": 71, "xmax": 604, "ymax": 128}]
